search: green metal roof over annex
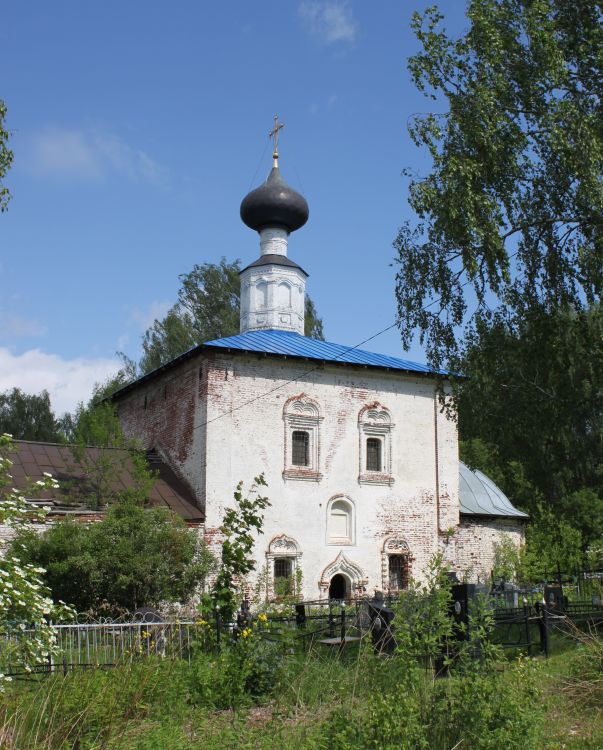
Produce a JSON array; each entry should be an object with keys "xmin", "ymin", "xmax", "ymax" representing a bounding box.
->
[{"xmin": 459, "ymin": 462, "xmax": 528, "ymax": 519}]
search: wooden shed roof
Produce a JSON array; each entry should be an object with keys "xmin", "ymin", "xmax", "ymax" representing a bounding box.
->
[{"xmin": 6, "ymin": 440, "xmax": 203, "ymax": 523}]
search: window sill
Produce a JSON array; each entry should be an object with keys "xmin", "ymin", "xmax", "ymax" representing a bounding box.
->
[
  {"xmin": 283, "ymin": 468, "xmax": 323, "ymax": 482},
  {"xmin": 327, "ymin": 538, "xmax": 354, "ymax": 546},
  {"xmin": 358, "ymin": 473, "xmax": 395, "ymax": 486}
]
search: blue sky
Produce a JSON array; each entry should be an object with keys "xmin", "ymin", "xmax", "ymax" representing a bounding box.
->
[{"xmin": 0, "ymin": 1, "xmax": 467, "ymax": 414}]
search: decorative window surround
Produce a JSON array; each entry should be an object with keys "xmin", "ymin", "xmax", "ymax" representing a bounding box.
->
[
  {"xmin": 358, "ymin": 403, "xmax": 395, "ymax": 486},
  {"xmin": 266, "ymin": 534, "xmax": 302, "ymax": 598},
  {"xmin": 326, "ymin": 494, "xmax": 355, "ymax": 545},
  {"xmin": 381, "ymin": 537, "xmax": 412, "ymax": 592},
  {"xmin": 283, "ymin": 394, "xmax": 322, "ymax": 481}
]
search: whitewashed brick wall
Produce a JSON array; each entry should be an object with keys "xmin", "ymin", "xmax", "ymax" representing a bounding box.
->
[
  {"xmin": 117, "ymin": 350, "xmax": 463, "ymax": 598},
  {"xmin": 452, "ymin": 518, "xmax": 525, "ymax": 583}
]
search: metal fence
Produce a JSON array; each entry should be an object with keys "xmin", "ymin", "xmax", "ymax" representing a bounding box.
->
[
  {"xmin": 0, "ymin": 619, "xmax": 200, "ymax": 677},
  {"xmin": 2, "ymin": 577, "xmax": 602, "ymax": 677}
]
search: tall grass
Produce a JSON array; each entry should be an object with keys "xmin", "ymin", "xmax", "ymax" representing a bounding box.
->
[{"xmin": 1, "ymin": 627, "xmax": 601, "ymax": 750}]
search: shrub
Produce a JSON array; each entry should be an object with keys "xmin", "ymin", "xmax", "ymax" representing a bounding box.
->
[
  {"xmin": 14, "ymin": 501, "xmax": 214, "ymax": 612},
  {"xmin": 189, "ymin": 632, "xmax": 281, "ymax": 710}
]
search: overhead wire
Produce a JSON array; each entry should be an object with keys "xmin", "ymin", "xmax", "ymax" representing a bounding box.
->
[{"xmin": 190, "ymin": 249, "xmax": 523, "ymax": 434}]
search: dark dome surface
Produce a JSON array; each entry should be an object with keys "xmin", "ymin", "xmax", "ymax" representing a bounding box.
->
[{"xmin": 240, "ymin": 167, "xmax": 309, "ymax": 233}]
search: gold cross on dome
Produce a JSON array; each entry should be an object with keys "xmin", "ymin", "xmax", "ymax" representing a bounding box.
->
[{"xmin": 269, "ymin": 114, "xmax": 284, "ymax": 166}]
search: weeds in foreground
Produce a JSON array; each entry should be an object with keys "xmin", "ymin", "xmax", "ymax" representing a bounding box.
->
[
  {"xmin": 559, "ymin": 622, "xmax": 603, "ymax": 710},
  {"xmin": 1, "ymin": 582, "xmax": 601, "ymax": 749},
  {"xmin": 0, "ymin": 646, "xmax": 548, "ymax": 750}
]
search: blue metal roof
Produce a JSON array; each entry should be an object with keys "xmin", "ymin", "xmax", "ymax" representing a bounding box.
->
[
  {"xmin": 203, "ymin": 329, "xmax": 448, "ymax": 376},
  {"xmin": 459, "ymin": 462, "xmax": 528, "ymax": 519}
]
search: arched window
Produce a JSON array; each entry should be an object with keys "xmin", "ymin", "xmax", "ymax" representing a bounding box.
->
[
  {"xmin": 327, "ymin": 496, "xmax": 354, "ymax": 545},
  {"xmin": 358, "ymin": 404, "xmax": 394, "ymax": 485},
  {"xmin": 277, "ymin": 281, "xmax": 292, "ymax": 307},
  {"xmin": 283, "ymin": 395, "xmax": 322, "ymax": 481},
  {"xmin": 256, "ymin": 280, "xmax": 268, "ymax": 308}
]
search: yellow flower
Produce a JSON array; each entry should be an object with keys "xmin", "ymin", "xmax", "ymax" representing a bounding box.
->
[
  {"xmin": 196, "ymin": 619, "xmax": 208, "ymax": 626},
  {"xmin": 242, "ymin": 628, "xmax": 252, "ymax": 638},
  {"xmin": 258, "ymin": 613, "xmax": 268, "ymax": 623}
]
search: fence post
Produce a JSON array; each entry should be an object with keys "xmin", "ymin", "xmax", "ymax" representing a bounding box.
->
[
  {"xmin": 295, "ymin": 603, "xmax": 306, "ymax": 629},
  {"xmin": 523, "ymin": 597, "xmax": 531, "ymax": 656},
  {"xmin": 538, "ymin": 599, "xmax": 549, "ymax": 658},
  {"xmin": 340, "ymin": 607, "xmax": 346, "ymax": 643},
  {"xmin": 556, "ymin": 563, "xmax": 563, "ymax": 601},
  {"xmin": 215, "ymin": 609, "xmax": 221, "ymax": 649},
  {"xmin": 328, "ymin": 604, "xmax": 335, "ymax": 638}
]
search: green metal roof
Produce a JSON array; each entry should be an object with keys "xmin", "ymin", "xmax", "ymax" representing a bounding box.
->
[{"xmin": 459, "ymin": 462, "xmax": 528, "ymax": 519}]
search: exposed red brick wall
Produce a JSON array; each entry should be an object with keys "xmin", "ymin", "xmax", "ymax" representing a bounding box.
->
[{"xmin": 115, "ymin": 355, "xmax": 206, "ymax": 513}]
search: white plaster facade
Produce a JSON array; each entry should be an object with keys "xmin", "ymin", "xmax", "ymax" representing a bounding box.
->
[
  {"xmin": 116, "ymin": 349, "xmax": 469, "ymax": 600},
  {"xmin": 203, "ymin": 355, "xmax": 459, "ymax": 600}
]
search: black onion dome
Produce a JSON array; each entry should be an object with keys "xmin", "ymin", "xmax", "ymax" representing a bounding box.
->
[{"xmin": 240, "ymin": 167, "xmax": 309, "ymax": 233}]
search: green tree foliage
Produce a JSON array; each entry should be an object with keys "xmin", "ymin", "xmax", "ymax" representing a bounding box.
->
[
  {"xmin": 137, "ymin": 258, "xmax": 325, "ymax": 375},
  {"xmin": 60, "ymin": 372, "xmax": 134, "ymax": 448},
  {"xmin": 15, "ymin": 502, "xmax": 214, "ymax": 612},
  {"xmin": 204, "ymin": 475, "xmax": 270, "ymax": 622},
  {"xmin": 0, "ymin": 100, "xmax": 13, "ymax": 212},
  {"xmin": 55, "ymin": 376, "xmax": 151, "ymax": 510},
  {"xmin": 519, "ymin": 506, "xmax": 584, "ymax": 578},
  {"xmin": 394, "ymin": 0, "xmax": 603, "ymax": 367},
  {"xmin": 0, "ymin": 434, "xmax": 73, "ymax": 685},
  {"xmin": 458, "ymin": 305, "xmax": 603, "ymax": 546},
  {"xmin": 0, "ymin": 388, "xmax": 62, "ymax": 442}
]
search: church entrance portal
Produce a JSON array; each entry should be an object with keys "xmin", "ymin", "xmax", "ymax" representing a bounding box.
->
[{"xmin": 329, "ymin": 573, "xmax": 348, "ymax": 600}]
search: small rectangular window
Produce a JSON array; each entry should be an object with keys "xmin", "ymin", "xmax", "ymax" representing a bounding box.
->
[
  {"xmin": 292, "ymin": 430, "xmax": 309, "ymax": 466},
  {"xmin": 388, "ymin": 555, "xmax": 408, "ymax": 590},
  {"xmin": 274, "ymin": 558, "xmax": 293, "ymax": 595},
  {"xmin": 366, "ymin": 438, "xmax": 382, "ymax": 471}
]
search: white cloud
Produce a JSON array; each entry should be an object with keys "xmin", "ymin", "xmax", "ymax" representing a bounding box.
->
[
  {"xmin": 26, "ymin": 127, "xmax": 168, "ymax": 186},
  {"xmin": 129, "ymin": 300, "xmax": 172, "ymax": 332},
  {"xmin": 308, "ymin": 94, "xmax": 339, "ymax": 116},
  {"xmin": 0, "ymin": 348, "xmax": 120, "ymax": 415},
  {"xmin": 0, "ymin": 315, "xmax": 47, "ymax": 337},
  {"xmin": 298, "ymin": 1, "xmax": 357, "ymax": 44}
]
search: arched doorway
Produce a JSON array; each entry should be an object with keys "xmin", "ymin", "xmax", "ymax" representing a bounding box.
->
[{"xmin": 329, "ymin": 573, "xmax": 348, "ymax": 600}]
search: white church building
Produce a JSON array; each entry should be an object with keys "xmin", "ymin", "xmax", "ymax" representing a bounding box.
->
[{"xmin": 112, "ymin": 137, "xmax": 527, "ymax": 601}]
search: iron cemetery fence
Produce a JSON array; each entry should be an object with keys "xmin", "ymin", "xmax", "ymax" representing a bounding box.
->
[
  {"xmin": 0, "ymin": 618, "xmax": 199, "ymax": 677},
  {"xmin": 1, "ymin": 571, "xmax": 601, "ymax": 677}
]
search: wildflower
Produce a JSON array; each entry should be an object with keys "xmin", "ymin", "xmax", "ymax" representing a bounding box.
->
[
  {"xmin": 258, "ymin": 613, "xmax": 268, "ymax": 623},
  {"xmin": 196, "ymin": 618, "xmax": 208, "ymax": 626},
  {"xmin": 241, "ymin": 628, "xmax": 252, "ymax": 639}
]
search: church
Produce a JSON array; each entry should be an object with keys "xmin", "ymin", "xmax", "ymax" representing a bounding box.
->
[{"xmin": 112, "ymin": 129, "xmax": 527, "ymax": 601}]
